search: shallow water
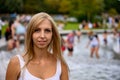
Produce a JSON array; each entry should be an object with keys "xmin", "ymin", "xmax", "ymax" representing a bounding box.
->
[{"xmin": 63, "ymin": 34, "xmax": 120, "ymax": 80}]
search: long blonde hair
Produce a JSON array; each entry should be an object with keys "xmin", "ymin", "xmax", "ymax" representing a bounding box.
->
[{"xmin": 24, "ymin": 12, "xmax": 65, "ymax": 66}]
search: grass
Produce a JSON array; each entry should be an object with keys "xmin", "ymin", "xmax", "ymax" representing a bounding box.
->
[
  {"xmin": 64, "ymin": 22, "xmax": 79, "ymax": 30},
  {"xmin": 63, "ymin": 22, "xmax": 115, "ymax": 31}
]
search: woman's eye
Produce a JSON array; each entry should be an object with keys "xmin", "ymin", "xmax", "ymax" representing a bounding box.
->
[
  {"xmin": 34, "ymin": 29, "xmax": 40, "ymax": 32},
  {"xmin": 45, "ymin": 29, "xmax": 52, "ymax": 33}
]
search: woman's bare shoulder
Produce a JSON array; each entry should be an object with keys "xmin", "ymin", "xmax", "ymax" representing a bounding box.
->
[
  {"xmin": 60, "ymin": 60, "xmax": 69, "ymax": 80},
  {"xmin": 6, "ymin": 55, "xmax": 20, "ymax": 80},
  {"xmin": 9, "ymin": 55, "xmax": 19, "ymax": 65},
  {"xmin": 61, "ymin": 60, "xmax": 68, "ymax": 70},
  {"xmin": 7, "ymin": 55, "xmax": 20, "ymax": 72}
]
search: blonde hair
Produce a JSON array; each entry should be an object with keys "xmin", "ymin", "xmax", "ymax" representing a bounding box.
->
[{"xmin": 24, "ymin": 12, "xmax": 65, "ymax": 66}]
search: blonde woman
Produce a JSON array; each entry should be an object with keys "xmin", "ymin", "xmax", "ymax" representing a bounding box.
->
[{"xmin": 6, "ymin": 12, "xmax": 69, "ymax": 80}]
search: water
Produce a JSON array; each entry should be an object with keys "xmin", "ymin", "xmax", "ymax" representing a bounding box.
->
[
  {"xmin": 0, "ymin": 34, "xmax": 120, "ymax": 80},
  {"xmin": 63, "ymin": 34, "xmax": 120, "ymax": 80}
]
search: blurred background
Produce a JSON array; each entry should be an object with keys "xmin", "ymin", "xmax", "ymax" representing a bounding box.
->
[
  {"xmin": 0, "ymin": 0, "xmax": 120, "ymax": 80},
  {"xmin": 0, "ymin": 0, "xmax": 120, "ymax": 30}
]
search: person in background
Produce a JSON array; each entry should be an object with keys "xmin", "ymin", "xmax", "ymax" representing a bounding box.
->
[
  {"xmin": 66, "ymin": 31, "xmax": 75, "ymax": 56},
  {"xmin": 5, "ymin": 20, "xmax": 19, "ymax": 51},
  {"xmin": 86, "ymin": 31, "xmax": 100, "ymax": 59},
  {"xmin": 76, "ymin": 29, "xmax": 82, "ymax": 42},
  {"xmin": 5, "ymin": 20, "xmax": 14, "ymax": 41},
  {"xmin": 61, "ymin": 35, "xmax": 66, "ymax": 53},
  {"xmin": 6, "ymin": 12, "xmax": 69, "ymax": 80},
  {"xmin": 112, "ymin": 28, "xmax": 120, "ymax": 54},
  {"xmin": 112, "ymin": 27, "xmax": 118, "ymax": 42},
  {"xmin": 102, "ymin": 30, "xmax": 109, "ymax": 58},
  {"xmin": 11, "ymin": 16, "xmax": 26, "ymax": 51},
  {"xmin": 103, "ymin": 30, "xmax": 108, "ymax": 46}
]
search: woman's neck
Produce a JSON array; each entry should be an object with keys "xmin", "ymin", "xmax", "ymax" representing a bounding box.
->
[{"xmin": 33, "ymin": 47, "xmax": 50, "ymax": 59}]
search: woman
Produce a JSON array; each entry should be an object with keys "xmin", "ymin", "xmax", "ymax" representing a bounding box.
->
[
  {"xmin": 86, "ymin": 31, "xmax": 100, "ymax": 59},
  {"xmin": 6, "ymin": 12, "xmax": 69, "ymax": 80}
]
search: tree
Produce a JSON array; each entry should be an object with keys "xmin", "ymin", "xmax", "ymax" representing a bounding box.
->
[
  {"xmin": 70, "ymin": 0, "xmax": 104, "ymax": 22},
  {"xmin": 23, "ymin": 0, "xmax": 44, "ymax": 13},
  {"xmin": 44, "ymin": 0, "xmax": 60, "ymax": 14},
  {"xmin": 104, "ymin": 0, "xmax": 120, "ymax": 13},
  {"xmin": 5, "ymin": 0, "xmax": 23, "ymax": 13},
  {"xmin": 108, "ymin": 8, "xmax": 118, "ymax": 16},
  {"xmin": 59, "ymin": 0, "xmax": 72, "ymax": 14},
  {"xmin": 0, "ymin": 0, "xmax": 7, "ymax": 13}
]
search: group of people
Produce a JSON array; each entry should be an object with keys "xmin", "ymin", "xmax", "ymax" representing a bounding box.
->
[
  {"xmin": 60, "ymin": 28, "xmax": 100, "ymax": 58},
  {"xmin": 61, "ymin": 27, "xmax": 120, "ymax": 59}
]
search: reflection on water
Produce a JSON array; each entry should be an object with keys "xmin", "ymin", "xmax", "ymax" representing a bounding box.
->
[
  {"xmin": 0, "ymin": 34, "xmax": 120, "ymax": 80},
  {"xmin": 64, "ymin": 54, "xmax": 120, "ymax": 80}
]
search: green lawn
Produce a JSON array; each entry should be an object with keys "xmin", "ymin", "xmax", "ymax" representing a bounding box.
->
[
  {"xmin": 64, "ymin": 23, "xmax": 79, "ymax": 30},
  {"xmin": 63, "ymin": 22, "xmax": 113, "ymax": 30}
]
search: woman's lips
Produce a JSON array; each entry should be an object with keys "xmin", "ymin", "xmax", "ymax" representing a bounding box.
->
[{"xmin": 38, "ymin": 41, "xmax": 46, "ymax": 45}]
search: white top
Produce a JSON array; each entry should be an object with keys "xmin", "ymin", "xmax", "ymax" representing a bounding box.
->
[
  {"xmin": 90, "ymin": 37, "xmax": 99, "ymax": 46},
  {"xmin": 16, "ymin": 55, "xmax": 61, "ymax": 80}
]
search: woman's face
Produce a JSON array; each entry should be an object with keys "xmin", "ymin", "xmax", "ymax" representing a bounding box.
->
[{"xmin": 32, "ymin": 19, "xmax": 53, "ymax": 49}]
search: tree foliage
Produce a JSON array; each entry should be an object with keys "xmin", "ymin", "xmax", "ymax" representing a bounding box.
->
[
  {"xmin": 59, "ymin": 0, "xmax": 72, "ymax": 14},
  {"xmin": 70, "ymin": 0, "xmax": 104, "ymax": 21},
  {"xmin": 104, "ymin": 0, "xmax": 120, "ymax": 13},
  {"xmin": 0, "ymin": 0, "xmax": 120, "ymax": 21},
  {"xmin": 6, "ymin": 0, "xmax": 23, "ymax": 13},
  {"xmin": 43, "ymin": 0, "xmax": 60, "ymax": 14}
]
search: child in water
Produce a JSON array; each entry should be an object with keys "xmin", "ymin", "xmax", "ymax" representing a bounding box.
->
[{"xmin": 86, "ymin": 31, "xmax": 100, "ymax": 59}]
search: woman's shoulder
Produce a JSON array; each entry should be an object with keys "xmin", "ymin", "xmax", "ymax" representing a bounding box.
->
[
  {"xmin": 60, "ymin": 59, "xmax": 69, "ymax": 71},
  {"xmin": 61, "ymin": 60, "xmax": 68, "ymax": 67},
  {"xmin": 60, "ymin": 59, "xmax": 69, "ymax": 79},
  {"xmin": 6, "ymin": 55, "xmax": 21, "ymax": 79},
  {"xmin": 9, "ymin": 55, "xmax": 20, "ymax": 66}
]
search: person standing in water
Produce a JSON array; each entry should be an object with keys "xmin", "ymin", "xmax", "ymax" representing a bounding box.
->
[
  {"xmin": 6, "ymin": 12, "xmax": 69, "ymax": 80},
  {"xmin": 76, "ymin": 29, "xmax": 82, "ymax": 43},
  {"xmin": 86, "ymin": 31, "xmax": 100, "ymax": 59},
  {"xmin": 103, "ymin": 30, "xmax": 108, "ymax": 46},
  {"xmin": 61, "ymin": 35, "xmax": 66, "ymax": 53},
  {"xmin": 66, "ymin": 31, "xmax": 75, "ymax": 56}
]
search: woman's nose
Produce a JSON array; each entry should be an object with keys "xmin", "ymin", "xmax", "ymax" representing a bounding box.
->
[{"xmin": 40, "ymin": 31, "xmax": 45, "ymax": 38}]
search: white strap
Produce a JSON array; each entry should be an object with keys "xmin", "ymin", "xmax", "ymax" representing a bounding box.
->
[
  {"xmin": 16, "ymin": 55, "xmax": 25, "ymax": 69},
  {"xmin": 56, "ymin": 59, "xmax": 61, "ymax": 75}
]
